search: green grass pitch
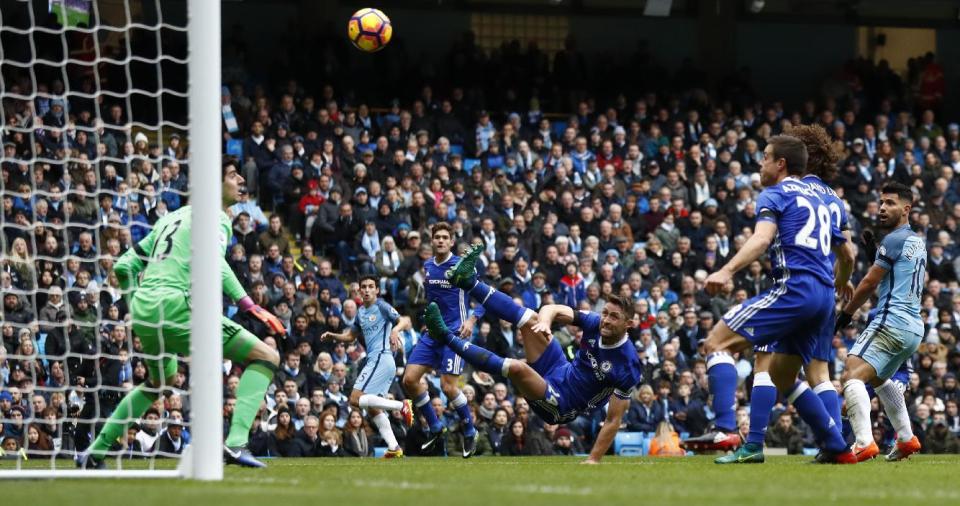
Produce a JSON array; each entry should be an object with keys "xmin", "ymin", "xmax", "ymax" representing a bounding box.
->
[{"xmin": 2, "ymin": 456, "xmax": 959, "ymax": 505}]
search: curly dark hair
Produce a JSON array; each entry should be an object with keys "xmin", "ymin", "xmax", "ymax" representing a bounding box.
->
[{"xmin": 784, "ymin": 123, "xmax": 844, "ymax": 181}]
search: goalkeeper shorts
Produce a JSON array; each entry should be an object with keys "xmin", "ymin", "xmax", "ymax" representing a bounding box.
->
[{"xmin": 131, "ymin": 289, "xmax": 260, "ymax": 381}]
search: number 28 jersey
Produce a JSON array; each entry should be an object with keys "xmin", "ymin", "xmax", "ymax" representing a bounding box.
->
[{"xmin": 755, "ymin": 177, "xmax": 845, "ymax": 287}]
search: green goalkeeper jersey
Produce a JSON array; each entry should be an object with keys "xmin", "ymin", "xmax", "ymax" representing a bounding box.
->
[{"xmin": 114, "ymin": 206, "xmax": 247, "ymax": 302}]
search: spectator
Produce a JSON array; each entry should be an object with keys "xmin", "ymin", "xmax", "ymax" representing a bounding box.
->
[
  {"xmin": 648, "ymin": 421, "xmax": 684, "ymax": 457},
  {"xmin": 765, "ymin": 412, "xmax": 805, "ymax": 455},
  {"xmin": 342, "ymin": 409, "xmax": 373, "ymax": 457}
]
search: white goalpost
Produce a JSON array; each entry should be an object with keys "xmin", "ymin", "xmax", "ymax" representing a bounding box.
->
[{"xmin": 0, "ymin": 0, "xmax": 221, "ymax": 480}]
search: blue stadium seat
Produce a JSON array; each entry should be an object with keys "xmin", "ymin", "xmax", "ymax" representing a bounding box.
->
[
  {"xmin": 551, "ymin": 120, "xmax": 568, "ymax": 139},
  {"xmin": 226, "ymin": 139, "xmax": 243, "ymax": 157},
  {"xmin": 614, "ymin": 432, "xmax": 645, "ymax": 456},
  {"xmin": 641, "ymin": 436, "xmax": 652, "ymax": 456},
  {"xmin": 463, "ymin": 158, "xmax": 481, "ymax": 173},
  {"xmin": 450, "ymin": 144, "xmax": 464, "ymax": 156}
]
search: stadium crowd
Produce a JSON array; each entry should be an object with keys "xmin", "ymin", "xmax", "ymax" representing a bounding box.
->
[{"xmin": 2, "ymin": 32, "xmax": 960, "ymax": 461}]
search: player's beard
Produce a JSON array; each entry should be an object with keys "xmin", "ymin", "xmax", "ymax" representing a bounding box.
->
[{"xmin": 878, "ymin": 209, "xmax": 900, "ymax": 231}]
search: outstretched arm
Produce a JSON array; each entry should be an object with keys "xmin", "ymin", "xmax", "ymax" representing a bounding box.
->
[
  {"xmin": 321, "ymin": 327, "xmax": 359, "ymax": 344},
  {"xmin": 583, "ymin": 395, "xmax": 630, "ymax": 464},
  {"xmin": 704, "ymin": 221, "xmax": 777, "ymax": 295},
  {"xmin": 532, "ymin": 304, "xmax": 576, "ymax": 335}
]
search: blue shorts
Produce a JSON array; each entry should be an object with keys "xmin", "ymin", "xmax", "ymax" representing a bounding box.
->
[
  {"xmin": 407, "ymin": 334, "xmax": 465, "ymax": 376},
  {"xmin": 850, "ymin": 323, "xmax": 921, "ymax": 381},
  {"xmin": 723, "ymin": 274, "xmax": 834, "ymax": 364},
  {"xmin": 354, "ymin": 352, "xmax": 397, "ymax": 396},
  {"xmin": 527, "ymin": 339, "xmax": 578, "ymax": 424},
  {"xmin": 753, "ymin": 304, "xmax": 835, "ymax": 362}
]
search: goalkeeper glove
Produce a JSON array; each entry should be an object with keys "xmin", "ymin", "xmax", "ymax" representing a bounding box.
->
[{"xmin": 238, "ymin": 296, "xmax": 286, "ymax": 336}]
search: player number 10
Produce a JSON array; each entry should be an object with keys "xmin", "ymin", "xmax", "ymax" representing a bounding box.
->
[{"xmin": 794, "ymin": 196, "xmax": 831, "ymax": 256}]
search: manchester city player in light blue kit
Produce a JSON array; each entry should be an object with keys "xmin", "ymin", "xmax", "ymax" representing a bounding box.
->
[
  {"xmin": 401, "ymin": 222, "xmax": 482, "ymax": 457},
  {"xmin": 689, "ymin": 135, "xmax": 857, "ymax": 464},
  {"xmin": 837, "ymin": 182, "xmax": 925, "ymax": 462},
  {"xmin": 322, "ymin": 275, "xmax": 414, "ymax": 458}
]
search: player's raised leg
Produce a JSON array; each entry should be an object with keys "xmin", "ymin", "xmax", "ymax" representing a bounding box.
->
[
  {"xmin": 424, "ymin": 303, "xmax": 548, "ymax": 400},
  {"xmin": 446, "ymin": 243, "xmax": 536, "ymax": 329},
  {"xmin": 349, "ymin": 384, "xmax": 414, "ymax": 458}
]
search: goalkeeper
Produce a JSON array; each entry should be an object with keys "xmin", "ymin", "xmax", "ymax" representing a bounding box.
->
[{"xmin": 79, "ymin": 161, "xmax": 284, "ymax": 469}]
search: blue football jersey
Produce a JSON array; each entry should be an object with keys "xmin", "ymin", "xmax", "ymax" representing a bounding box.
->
[
  {"xmin": 355, "ymin": 299, "xmax": 400, "ymax": 356},
  {"xmin": 755, "ymin": 177, "xmax": 837, "ymax": 287},
  {"xmin": 802, "ymin": 174, "xmax": 848, "ymax": 263},
  {"xmin": 567, "ymin": 311, "xmax": 643, "ymax": 411},
  {"xmin": 423, "ymin": 254, "xmax": 484, "ymax": 333},
  {"xmin": 873, "ymin": 224, "xmax": 926, "ymax": 336}
]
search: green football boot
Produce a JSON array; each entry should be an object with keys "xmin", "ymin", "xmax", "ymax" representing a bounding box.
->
[
  {"xmin": 715, "ymin": 442, "xmax": 765, "ymax": 464},
  {"xmin": 424, "ymin": 302, "xmax": 451, "ymax": 342},
  {"xmin": 445, "ymin": 243, "xmax": 484, "ymax": 289}
]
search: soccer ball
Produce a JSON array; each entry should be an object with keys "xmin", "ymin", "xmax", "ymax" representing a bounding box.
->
[{"xmin": 347, "ymin": 8, "xmax": 392, "ymax": 52}]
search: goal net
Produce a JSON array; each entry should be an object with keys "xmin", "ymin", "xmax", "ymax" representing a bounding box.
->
[{"xmin": 0, "ymin": 0, "xmax": 222, "ymax": 479}]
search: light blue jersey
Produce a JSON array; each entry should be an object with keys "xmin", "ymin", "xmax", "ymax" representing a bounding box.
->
[
  {"xmin": 355, "ymin": 299, "xmax": 401, "ymax": 356},
  {"xmin": 873, "ymin": 224, "xmax": 926, "ymax": 336},
  {"xmin": 353, "ymin": 298, "xmax": 401, "ymax": 395}
]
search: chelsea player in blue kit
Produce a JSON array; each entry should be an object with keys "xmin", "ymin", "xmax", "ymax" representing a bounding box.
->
[
  {"xmin": 837, "ymin": 182, "xmax": 925, "ymax": 462},
  {"xmin": 692, "ymin": 135, "xmax": 857, "ymax": 464},
  {"xmin": 719, "ymin": 124, "xmax": 856, "ymax": 464},
  {"xmin": 400, "ymin": 223, "xmax": 482, "ymax": 457},
  {"xmin": 322, "ymin": 276, "xmax": 415, "ymax": 458},
  {"xmin": 434, "ymin": 245, "xmax": 643, "ymax": 464}
]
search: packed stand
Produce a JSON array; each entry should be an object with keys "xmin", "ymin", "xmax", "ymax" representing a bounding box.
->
[{"xmin": 3, "ymin": 41, "xmax": 960, "ymax": 460}]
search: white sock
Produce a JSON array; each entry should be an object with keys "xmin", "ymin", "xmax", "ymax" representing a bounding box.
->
[
  {"xmin": 372, "ymin": 411, "xmax": 399, "ymax": 451},
  {"xmin": 518, "ymin": 309, "xmax": 536, "ymax": 327},
  {"xmin": 842, "ymin": 379, "xmax": 873, "ymax": 447},
  {"xmin": 875, "ymin": 380, "xmax": 914, "ymax": 442},
  {"xmin": 359, "ymin": 394, "xmax": 403, "ymax": 411},
  {"xmin": 501, "ymin": 358, "xmax": 514, "ymax": 377},
  {"xmin": 451, "ymin": 392, "xmax": 468, "ymax": 408},
  {"xmin": 813, "ymin": 381, "xmax": 836, "ymax": 395}
]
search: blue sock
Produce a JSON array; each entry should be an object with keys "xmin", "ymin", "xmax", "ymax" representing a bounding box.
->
[
  {"xmin": 707, "ymin": 352, "xmax": 738, "ymax": 433},
  {"xmin": 747, "ymin": 372, "xmax": 778, "ymax": 446},
  {"xmin": 414, "ymin": 391, "xmax": 443, "ymax": 434},
  {"xmin": 442, "ymin": 331, "xmax": 506, "ymax": 378},
  {"xmin": 451, "ymin": 392, "xmax": 477, "ymax": 437},
  {"xmin": 814, "ymin": 382, "xmax": 842, "ymax": 431},
  {"xmin": 468, "ymin": 280, "xmax": 527, "ymax": 326},
  {"xmin": 788, "ymin": 382, "xmax": 847, "ymax": 453}
]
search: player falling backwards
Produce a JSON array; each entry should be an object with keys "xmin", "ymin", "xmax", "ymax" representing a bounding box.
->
[
  {"xmin": 426, "ymin": 243, "xmax": 643, "ymax": 464},
  {"xmin": 321, "ymin": 275, "xmax": 415, "ymax": 458},
  {"xmin": 78, "ymin": 161, "xmax": 285, "ymax": 469},
  {"xmin": 837, "ymin": 182, "xmax": 924, "ymax": 461},
  {"xmin": 401, "ymin": 222, "xmax": 483, "ymax": 457},
  {"xmin": 711, "ymin": 124, "xmax": 856, "ymax": 464},
  {"xmin": 688, "ymin": 135, "xmax": 857, "ymax": 463}
]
